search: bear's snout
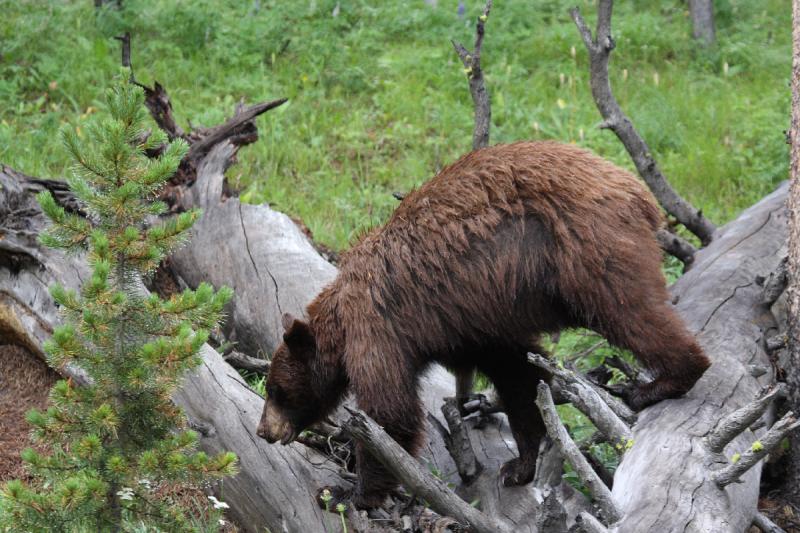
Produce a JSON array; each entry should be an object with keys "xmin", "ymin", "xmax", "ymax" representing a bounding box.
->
[{"xmin": 257, "ymin": 402, "xmax": 297, "ymax": 445}]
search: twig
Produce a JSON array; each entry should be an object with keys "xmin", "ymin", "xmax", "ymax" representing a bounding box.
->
[
  {"xmin": 656, "ymin": 228, "xmax": 697, "ymax": 268},
  {"xmin": 570, "ymin": 1, "xmax": 716, "ymax": 245},
  {"xmin": 529, "ymin": 353, "xmax": 633, "ymax": 445},
  {"xmin": 452, "ymin": 0, "xmax": 492, "ymax": 150},
  {"xmin": 441, "ymin": 397, "xmax": 482, "ymax": 483},
  {"xmin": 713, "ymin": 411, "xmax": 800, "ymax": 488},
  {"xmin": 341, "ymin": 408, "xmax": 513, "ymax": 533},
  {"xmin": 535, "ymin": 382, "xmax": 622, "ymax": 524},
  {"xmin": 752, "ymin": 511, "xmax": 788, "ymax": 533},
  {"xmin": 706, "ymin": 385, "xmax": 786, "ymax": 454}
]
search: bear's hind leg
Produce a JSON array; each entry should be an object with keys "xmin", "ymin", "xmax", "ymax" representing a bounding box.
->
[
  {"xmin": 597, "ymin": 300, "xmax": 710, "ymax": 411},
  {"xmin": 480, "ymin": 346, "xmax": 551, "ymax": 487}
]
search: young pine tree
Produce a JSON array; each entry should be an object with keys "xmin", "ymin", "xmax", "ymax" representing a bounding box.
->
[{"xmin": 0, "ymin": 79, "xmax": 237, "ymax": 532}]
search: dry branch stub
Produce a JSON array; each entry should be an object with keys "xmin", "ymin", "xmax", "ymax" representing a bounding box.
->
[
  {"xmin": 705, "ymin": 385, "xmax": 786, "ymax": 454},
  {"xmin": 452, "ymin": 0, "xmax": 492, "ymax": 151}
]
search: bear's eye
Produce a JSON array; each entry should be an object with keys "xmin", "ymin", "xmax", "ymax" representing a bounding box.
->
[{"xmin": 267, "ymin": 384, "xmax": 286, "ymax": 404}]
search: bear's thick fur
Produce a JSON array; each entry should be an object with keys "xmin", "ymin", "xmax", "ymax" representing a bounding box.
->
[{"xmin": 257, "ymin": 141, "xmax": 710, "ymax": 509}]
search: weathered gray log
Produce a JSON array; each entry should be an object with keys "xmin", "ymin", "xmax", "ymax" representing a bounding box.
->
[
  {"xmin": 610, "ymin": 182, "xmax": 789, "ymax": 532},
  {"xmin": 169, "ymin": 142, "xmax": 337, "ymax": 358}
]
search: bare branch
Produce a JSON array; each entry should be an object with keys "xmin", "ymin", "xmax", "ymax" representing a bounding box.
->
[
  {"xmin": 441, "ymin": 397, "xmax": 482, "ymax": 483},
  {"xmin": 713, "ymin": 411, "xmax": 800, "ymax": 488},
  {"xmin": 706, "ymin": 385, "xmax": 786, "ymax": 454},
  {"xmin": 656, "ymin": 228, "xmax": 697, "ymax": 268},
  {"xmin": 529, "ymin": 353, "xmax": 633, "ymax": 445},
  {"xmin": 341, "ymin": 408, "xmax": 513, "ymax": 533},
  {"xmin": 752, "ymin": 512, "xmax": 788, "ymax": 533},
  {"xmin": 452, "ymin": 0, "xmax": 492, "ymax": 150},
  {"xmin": 535, "ymin": 382, "xmax": 622, "ymax": 524},
  {"xmin": 569, "ymin": 2, "xmax": 716, "ymax": 245}
]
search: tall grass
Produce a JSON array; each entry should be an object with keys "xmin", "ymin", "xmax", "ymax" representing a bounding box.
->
[{"xmin": 1, "ymin": 0, "xmax": 790, "ymax": 250}]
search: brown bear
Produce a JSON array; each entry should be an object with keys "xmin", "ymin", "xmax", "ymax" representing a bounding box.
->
[{"xmin": 256, "ymin": 140, "xmax": 710, "ymax": 509}]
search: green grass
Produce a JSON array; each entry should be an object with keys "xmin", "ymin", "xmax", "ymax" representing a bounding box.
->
[{"xmin": 1, "ymin": 0, "xmax": 790, "ymax": 250}]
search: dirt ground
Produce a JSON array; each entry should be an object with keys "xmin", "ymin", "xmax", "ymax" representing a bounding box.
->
[{"xmin": 0, "ymin": 344, "xmax": 58, "ymax": 482}]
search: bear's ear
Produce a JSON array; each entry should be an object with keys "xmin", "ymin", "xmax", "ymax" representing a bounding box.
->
[
  {"xmin": 281, "ymin": 313, "xmax": 314, "ymax": 352},
  {"xmin": 281, "ymin": 312, "xmax": 298, "ymax": 332}
]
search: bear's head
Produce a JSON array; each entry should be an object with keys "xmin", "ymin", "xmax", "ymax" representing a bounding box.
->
[{"xmin": 257, "ymin": 313, "xmax": 343, "ymax": 445}]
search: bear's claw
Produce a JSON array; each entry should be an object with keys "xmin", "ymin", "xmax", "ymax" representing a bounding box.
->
[{"xmin": 500, "ymin": 457, "xmax": 536, "ymax": 487}]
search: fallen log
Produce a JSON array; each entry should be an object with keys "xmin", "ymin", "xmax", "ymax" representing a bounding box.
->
[{"xmin": 610, "ymin": 182, "xmax": 788, "ymax": 532}]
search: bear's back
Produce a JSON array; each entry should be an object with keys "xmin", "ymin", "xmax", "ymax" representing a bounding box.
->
[{"xmin": 327, "ymin": 141, "xmax": 666, "ymax": 352}]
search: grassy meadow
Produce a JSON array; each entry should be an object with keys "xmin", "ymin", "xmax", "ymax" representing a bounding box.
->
[{"xmin": 1, "ymin": 0, "xmax": 791, "ymax": 249}]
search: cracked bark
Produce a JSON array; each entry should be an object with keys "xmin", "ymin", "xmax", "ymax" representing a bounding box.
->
[{"xmin": 785, "ymin": 0, "xmax": 800, "ymax": 505}]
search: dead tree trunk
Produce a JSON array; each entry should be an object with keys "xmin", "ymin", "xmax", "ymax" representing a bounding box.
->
[
  {"xmin": 689, "ymin": 0, "xmax": 716, "ymax": 45},
  {"xmin": 785, "ymin": 0, "xmax": 800, "ymax": 507}
]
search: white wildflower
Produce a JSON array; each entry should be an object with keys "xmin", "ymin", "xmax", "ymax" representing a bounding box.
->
[
  {"xmin": 208, "ymin": 495, "xmax": 230, "ymax": 509},
  {"xmin": 116, "ymin": 487, "xmax": 135, "ymax": 501}
]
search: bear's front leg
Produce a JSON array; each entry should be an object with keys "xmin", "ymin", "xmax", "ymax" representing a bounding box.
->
[
  {"xmin": 353, "ymin": 395, "xmax": 425, "ymax": 508},
  {"xmin": 480, "ymin": 347, "xmax": 551, "ymax": 487}
]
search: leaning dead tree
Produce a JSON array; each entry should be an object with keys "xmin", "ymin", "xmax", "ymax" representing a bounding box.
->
[{"xmin": 0, "ymin": 3, "xmax": 794, "ymax": 532}]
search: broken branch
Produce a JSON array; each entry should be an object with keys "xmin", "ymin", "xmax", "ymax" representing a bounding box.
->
[
  {"xmin": 529, "ymin": 353, "xmax": 633, "ymax": 445},
  {"xmin": 535, "ymin": 382, "xmax": 621, "ymax": 525},
  {"xmin": 223, "ymin": 350, "xmax": 270, "ymax": 374},
  {"xmin": 713, "ymin": 411, "xmax": 800, "ymax": 488},
  {"xmin": 706, "ymin": 385, "xmax": 786, "ymax": 454},
  {"xmin": 752, "ymin": 512, "xmax": 788, "ymax": 533},
  {"xmin": 441, "ymin": 397, "xmax": 482, "ymax": 483},
  {"xmin": 656, "ymin": 228, "xmax": 697, "ymax": 268}
]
